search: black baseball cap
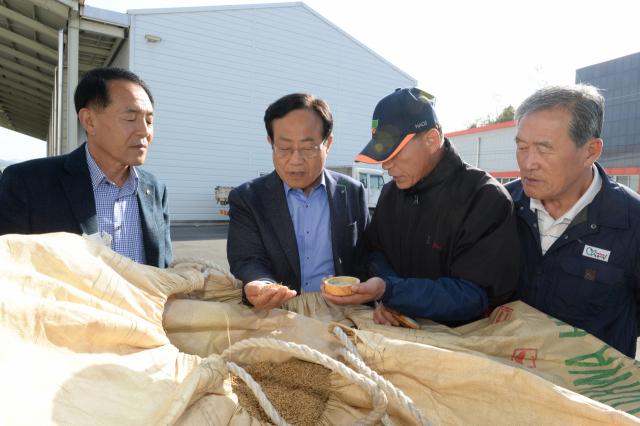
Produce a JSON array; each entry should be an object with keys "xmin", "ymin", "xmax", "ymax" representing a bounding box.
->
[{"xmin": 355, "ymin": 87, "xmax": 437, "ymax": 164}]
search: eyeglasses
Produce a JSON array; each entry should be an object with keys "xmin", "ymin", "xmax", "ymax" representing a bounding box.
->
[{"xmin": 272, "ymin": 141, "xmax": 326, "ymax": 159}]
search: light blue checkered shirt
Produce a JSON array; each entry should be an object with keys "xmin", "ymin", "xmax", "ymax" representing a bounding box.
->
[{"xmin": 85, "ymin": 144, "xmax": 146, "ymax": 264}]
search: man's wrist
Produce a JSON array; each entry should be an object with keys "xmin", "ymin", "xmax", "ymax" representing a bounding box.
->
[{"xmin": 378, "ymin": 277, "xmax": 394, "ymax": 302}]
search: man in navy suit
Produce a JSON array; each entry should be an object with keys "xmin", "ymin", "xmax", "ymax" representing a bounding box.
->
[
  {"xmin": 227, "ymin": 93, "xmax": 370, "ymax": 309},
  {"xmin": 0, "ymin": 67, "xmax": 172, "ymax": 268}
]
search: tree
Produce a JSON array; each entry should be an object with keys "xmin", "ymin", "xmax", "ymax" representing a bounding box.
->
[
  {"xmin": 494, "ymin": 105, "xmax": 515, "ymax": 123},
  {"xmin": 466, "ymin": 105, "xmax": 515, "ymax": 129}
]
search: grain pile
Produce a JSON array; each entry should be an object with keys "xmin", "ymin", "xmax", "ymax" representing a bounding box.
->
[
  {"xmin": 260, "ymin": 283, "xmax": 286, "ymax": 293},
  {"xmin": 230, "ymin": 360, "xmax": 331, "ymax": 426}
]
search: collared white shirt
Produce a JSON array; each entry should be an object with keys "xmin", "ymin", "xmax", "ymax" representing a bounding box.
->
[
  {"xmin": 530, "ymin": 166, "xmax": 602, "ymax": 255},
  {"xmin": 85, "ymin": 144, "xmax": 146, "ymax": 264}
]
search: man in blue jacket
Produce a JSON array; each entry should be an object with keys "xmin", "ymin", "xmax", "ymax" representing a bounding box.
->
[
  {"xmin": 323, "ymin": 88, "xmax": 521, "ymax": 327},
  {"xmin": 503, "ymin": 84, "xmax": 640, "ymax": 357}
]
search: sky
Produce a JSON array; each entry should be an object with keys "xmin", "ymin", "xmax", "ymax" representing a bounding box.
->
[{"xmin": 2, "ymin": 0, "xmax": 639, "ymax": 162}]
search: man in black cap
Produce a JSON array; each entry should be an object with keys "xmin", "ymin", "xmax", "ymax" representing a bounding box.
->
[{"xmin": 322, "ymin": 87, "xmax": 521, "ymax": 327}]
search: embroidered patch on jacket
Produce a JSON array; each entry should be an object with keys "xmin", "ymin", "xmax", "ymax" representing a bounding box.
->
[{"xmin": 582, "ymin": 245, "xmax": 610, "ymax": 262}]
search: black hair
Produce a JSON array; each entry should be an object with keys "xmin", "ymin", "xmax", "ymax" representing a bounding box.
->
[
  {"xmin": 74, "ymin": 67, "xmax": 154, "ymax": 114},
  {"xmin": 264, "ymin": 93, "xmax": 333, "ymax": 141},
  {"xmin": 414, "ymin": 122, "xmax": 445, "ymax": 146}
]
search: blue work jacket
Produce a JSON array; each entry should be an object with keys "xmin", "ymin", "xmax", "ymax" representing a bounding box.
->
[{"xmin": 506, "ymin": 163, "xmax": 640, "ymax": 357}]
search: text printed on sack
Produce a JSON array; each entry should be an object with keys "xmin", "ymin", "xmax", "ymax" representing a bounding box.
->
[{"xmin": 548, "ymin": 316, "xmax": 640, "ymax": 415}]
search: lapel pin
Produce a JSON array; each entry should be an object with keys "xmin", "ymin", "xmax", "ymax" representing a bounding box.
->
[{"xmin": 146, "ymin": 189, "xmax": 150, "ymax": 195}]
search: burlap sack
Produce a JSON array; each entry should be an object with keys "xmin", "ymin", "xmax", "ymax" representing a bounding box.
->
[
  {"xmin": 169, "ymin": 258, "xmax": 353, "ymax": 325},
  {"xmin": 0, "ymin": 233, "xmax": 226, "ymax": 425},
  {"xmin": 345, "ymin": 300, "xmax": 640, "ymax": 417},
  {"xmin": 165, "ymin": 293, "xmax": 640, "ymax": 426},
  {"xmin": 1, "ymin": 233, "xmax": 638, "ymax": 425}
]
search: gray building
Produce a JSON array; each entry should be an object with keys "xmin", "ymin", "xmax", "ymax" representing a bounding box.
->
[
  {"xmin": 0, "ymin": 1, "xmax": 416, "ymax": 222},
  {"xmin": 576, "ymin": 52, "xmax": 640, "ymax": 191}
]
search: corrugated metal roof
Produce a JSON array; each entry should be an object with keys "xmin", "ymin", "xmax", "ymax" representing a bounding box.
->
[
  {"xmin": 0, "ymin": 0, "xmax": 128, "ymax": 141},
  {"xmin": 0, "ymin": 0, "xmax": 63, "ymax": 139}
]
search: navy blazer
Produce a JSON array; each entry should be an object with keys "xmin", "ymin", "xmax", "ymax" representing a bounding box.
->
[
  {"xmin": 0, "ymin": 143, "xmax": 172, "ymax": 268},
  {"xmin": 227, "ymin": 169, "xmax": 370, "ymax": 302}
]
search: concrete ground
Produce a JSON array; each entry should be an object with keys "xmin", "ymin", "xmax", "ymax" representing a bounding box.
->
[{"xmin": 170, "ymin": 224, "xmax": 229, "ymax": 269}]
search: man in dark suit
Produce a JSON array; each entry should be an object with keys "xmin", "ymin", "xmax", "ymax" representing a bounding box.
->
[
  {"xmin": 0, "ymin": 67, "xmax": 172, "ymax": 268},
  {"xmin": 227, "ymin": 93, "xmax": 370, "ymax": 309}
]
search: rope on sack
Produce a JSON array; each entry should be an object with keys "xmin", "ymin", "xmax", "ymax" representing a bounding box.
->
[
  {"xmin": 332, "ymin": 327, "xmax": 436, "ymax": 426},
  {"xmin": 222, "ymin": 337, "xmax": 388, "ymax": 426},
  {"xmin": 168, "ymin": 257, "xmax": 242, "ymax": 289},
  {"xmin": 331, "ymin": 331, "xmax": 395, "ymax": 426}
]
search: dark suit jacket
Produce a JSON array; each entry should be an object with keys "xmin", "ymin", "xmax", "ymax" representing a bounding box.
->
[
  {"xmin": 227, "ymin": 169, "xmax": 370, "ymax": 302},
  {"xmin": 0, "ymin": 143, "xmax": 172, "ymax": 268}
]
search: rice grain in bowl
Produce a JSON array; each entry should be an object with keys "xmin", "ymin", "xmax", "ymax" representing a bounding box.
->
[{"xmin": 324, "ymin": 276, "xmax": 359, "ymax": 296}]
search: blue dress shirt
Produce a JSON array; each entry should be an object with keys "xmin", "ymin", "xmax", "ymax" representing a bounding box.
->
[
  {"xmin": 283, "ymin": 172, "xmax": 335, "ymax": 292},
  {"xmin": 85, "ymin": 145, "xmax": 146, "ymax": 264}
]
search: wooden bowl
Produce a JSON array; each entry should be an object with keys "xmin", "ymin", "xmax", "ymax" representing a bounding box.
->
[
  {"xmin": 388, "ymin": 309, "xmax": 422, "ymax": 329},
  {"xmin": 324, "ymin": 276, "xmax": 359, "ymax": 296}
]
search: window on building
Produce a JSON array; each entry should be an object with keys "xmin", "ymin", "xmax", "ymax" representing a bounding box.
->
[
  {"xmin": 617, "ymin": 175, "xmax": 630, "ymax": 187},
  {"xmin": 494, "ymin": 177, "xmax": 518, "ymax": 185},
  {"xmin": 612, "ymin": 174, "xmax": 640, "ymax": 192}
]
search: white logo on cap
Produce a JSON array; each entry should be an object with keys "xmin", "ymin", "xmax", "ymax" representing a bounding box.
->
[{"xmin": 415, "ymin": 121, "xmax": 430, "ymax": 129}]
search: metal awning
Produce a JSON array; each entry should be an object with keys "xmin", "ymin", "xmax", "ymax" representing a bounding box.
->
[{"xmin": 0, "ymin": 0, "xmax": 129, "ymax": 154}]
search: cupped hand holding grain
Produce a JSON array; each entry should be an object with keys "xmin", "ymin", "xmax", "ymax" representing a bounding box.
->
[
  {"xmin": 245, "ymin": 281, "xmax": 297, "ymax": 310},
  {"xmin": 321, "ymin": 276, "xmax": 386, "ymax": 305}
]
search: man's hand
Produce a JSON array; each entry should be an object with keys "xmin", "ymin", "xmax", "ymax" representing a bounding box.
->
[
  {"xmin": 373, "ymin": 301, "xmax": 400, "ymax": 326},
  {"xmin": 245, "ymin": 281, "xmax": 297, "ymax": 310},
  {"xmin": 321, "ymin": 277, "xmax": 386, "ymax": 305}
]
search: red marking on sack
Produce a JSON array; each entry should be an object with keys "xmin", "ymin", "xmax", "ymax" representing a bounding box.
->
[
  {"xmin": 219, "ymin": 210, "xmax": 229, "ymax": 216},
  {"xmin": 511, "ymin": 348, "xmax": 538, "ymax": 368},
  {"xmin": 492, "ymin": 306, "xmax": 514, "ymax": 324}
]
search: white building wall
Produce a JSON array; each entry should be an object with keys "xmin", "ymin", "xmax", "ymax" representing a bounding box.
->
[
  {"xmin": 110, "ymin": 39, "xmax": 130, "ymax": 69},
  {"xmin": 128, "ymin": 4, "xmax": 416, "ymax": 221},
  {"xmin": 448, "ymin": 124, "xmax": 519, "ymax": 173}
]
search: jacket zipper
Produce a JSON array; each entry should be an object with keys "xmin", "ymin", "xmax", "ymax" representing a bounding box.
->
[{"xmin": 414, "ymin": 195, "xmax": 419, "ymax": 205}]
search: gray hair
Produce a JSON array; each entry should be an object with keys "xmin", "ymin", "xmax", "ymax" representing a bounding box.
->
[{"xmin": 515, "ymin": 84, "xmax": 604, "ymax": 151}]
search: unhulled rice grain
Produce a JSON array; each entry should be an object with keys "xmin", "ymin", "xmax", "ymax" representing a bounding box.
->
[
  {"xmin": 260, "ymin": 283, "xmax": 286, "ymax": 294},
  {"xmin": 230, "ymin": 360, "xmax": 331, "ymax": 426}
]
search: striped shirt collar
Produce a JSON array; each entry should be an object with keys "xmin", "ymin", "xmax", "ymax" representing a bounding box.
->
[
  {"xmin": 530, "ymin": 165, "xmax": 602, "ymax": 223},
  {"xmin": 282, "ymin": 170, "xmax": 327, "ymax": 196},
  {"xmin": 85, "ymin": 143, "xmax": 139, "ymax": 193}
]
